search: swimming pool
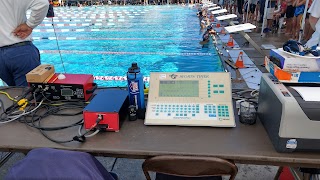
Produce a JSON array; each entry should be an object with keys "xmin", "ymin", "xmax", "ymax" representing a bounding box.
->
[{"xmin": 31, "ymin": 5, "xmax": 224, "ymax": 87}]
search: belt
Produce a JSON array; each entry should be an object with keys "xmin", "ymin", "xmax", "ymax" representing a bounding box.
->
[{"xmin": 0, "ymin": 41, "xmax": 32, "ymax": 49}]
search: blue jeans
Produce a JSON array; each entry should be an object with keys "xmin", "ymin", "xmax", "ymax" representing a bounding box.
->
[{"xmin": 0, "ymin": 42, "xmax": 40, "ymax": 86}]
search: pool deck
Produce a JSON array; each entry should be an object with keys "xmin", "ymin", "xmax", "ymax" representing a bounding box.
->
[{"xmin": 0, "ymin": 21, "xmax": 291, "ymax": 179}]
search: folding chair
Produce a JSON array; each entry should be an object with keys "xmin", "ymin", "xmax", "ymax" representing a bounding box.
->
[{"xmin": 142, "ymin": 156, "xmax": 238, "ymax": 180}]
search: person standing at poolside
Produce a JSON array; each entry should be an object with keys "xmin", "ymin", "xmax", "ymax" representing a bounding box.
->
[
  {"xmin": 0, "ymin": 0, "xmax": 49, "ymax": 86},
  {"xmin": 292, "ymin": 0, "xmax": 306, "ymax": 39},
  {"xmin": 305, "ymin": 0, "xmax": 320, "ymax": 48}
]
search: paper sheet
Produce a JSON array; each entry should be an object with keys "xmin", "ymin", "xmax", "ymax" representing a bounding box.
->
[{"xmin": 291, "ymin": 87, "xmax": 320, "ymax": 101}]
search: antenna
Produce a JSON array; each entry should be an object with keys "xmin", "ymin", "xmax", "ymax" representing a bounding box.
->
[{"xmin": 51, "ymin": 18, "xmax": 66, "ymax": 73}]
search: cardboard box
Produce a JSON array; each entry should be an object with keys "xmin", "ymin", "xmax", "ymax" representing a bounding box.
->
[
  {"xmin": 265, "ymin": 56, "xmax": 320, "ymax": 83},
  {"xmin": 270, "ymin": 49, "xmax": 320, "ymax": 72},
  {"xmin": 26, "ymin": 64, "xmax": 55, "ymax": 83}
]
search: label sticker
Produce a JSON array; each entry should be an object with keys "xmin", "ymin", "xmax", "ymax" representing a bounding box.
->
[
  {"xmin": 286, "ymin": 139, "xmax": 297, "ymax": 149},
  {"xmin": 159, "ymin": 74, "xmax": 166, "ymax": 79}
]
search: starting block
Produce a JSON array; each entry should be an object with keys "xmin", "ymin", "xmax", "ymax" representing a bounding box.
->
[
  {"xmin": 216, "ymin": 14, "xmax": 237, "ymax": 21},
  {"xmin": 211, "ymin": 9, "xmax": 228, "ymax": 15},
  {"xmin": 208, "ymin": 7, "xmax": 221, "ymax": 11},
  {"xmin": 224, "ymin": 23, "xmax": 256, "ymax": 33}
]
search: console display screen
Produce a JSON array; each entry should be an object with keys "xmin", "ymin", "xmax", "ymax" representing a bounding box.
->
[
  {"xmin": 61, "ymin": 89, "xmax": 73, "ymax": 96},
  {"xmin": 159, "ymin": 80, "xmax": 199, "ymax": 97}
]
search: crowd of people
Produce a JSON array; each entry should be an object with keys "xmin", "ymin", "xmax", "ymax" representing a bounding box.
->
[
  {"xmin": 216, "ymin": 0, "xmax": 319, "ymax": 44},
  {"xmin": 198, "ymin": 0, "xmax": 319, "ymax": 50}
]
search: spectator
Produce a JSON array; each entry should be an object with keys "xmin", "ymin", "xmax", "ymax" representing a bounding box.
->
[
  {"xmin": 292, "ymin": 0, "xmax": 306, "ymax": 39},
  {"xmin": 259, "ymin": 0, "xmax": 265, "ymax": 22},
  {"xmin": 243, "ymin": 0, "xmax": 249, "ymax": 21},
  {"xmin": 0, "ymin": 0, "xmax": 49, "ymax": 86},
  {"xmin": 249, "ymin": 0, "xmax": 259, "ymax": 22},
  {"xmin": 302, "ymin": 0, "xmax": 314, "ymax": 41},
  {"xmin": 305, "ymin": 0, "xmax": 320, "ymax": 48},
  {"xmin": 237, "ymin": 0, "xmax": 245, "ymax": 20},
  {"xmin": 285, "ymin": 0, "xmax": 295, "ymax": 35},
  {"xmin": 264, "ymin": 0, "xmax": 277, "ymax": 32},
  {"xmin": 273, "ymin": 0, "xmax": 287, "ymax": 31},
  {"xmin": 254, "ymin": 0, "xmax": 260, "ymax": 21}
]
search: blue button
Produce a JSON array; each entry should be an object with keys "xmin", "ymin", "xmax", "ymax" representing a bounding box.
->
[
  {"xmin": 205, "ymin": 111, "xmax": 208, "ymax": 113},
  {"xmin": 176, "ymin": 114, "xmax": 179, "ymax": 116},
  {"xmin": 219, "ymin": 84, "xmax": 224, "ymax": 87},
  {"xmin": 184, "ymin": 114, "xmax": 187, "ymax": 116},
  {"xmin": 168, "ymin": 113, "xmax": 171, "ymax": 116},
  {"xmin": 196, "ymin": 111, "xmax": 199, "ymax": 113},
  {"xmin": 156, "ymin": 113, "xmax": 159, "ymax": 116},
  {"xmin": 209, "ymin": 114, "xmax": 215, "ymax": 117},
  {"xmin": 180, "ymin": 114, "xmax": 183, "ymax": 116},
  {"xmin": 192, "ymin": 114, "xmax": 195, "ymax": 117}
]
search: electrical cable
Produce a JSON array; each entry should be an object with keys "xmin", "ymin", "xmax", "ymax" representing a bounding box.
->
[
  {"xmin": 78, "ymin": 124, "xmax": 100, "ymax": 138},
  {"xmin": 0, "ymin": 101, "xmax": 44, "ymax": 124},
  {"xmin": 0, "ymin": 91, "xmax": 17, "ymax": 102},
  {"xmin": 0, "ymin": 89, "xmax": 94, "ymax": 143},
  {"xmin": 0, "ymin": 99, "xmax": 5, "ymax": 113},
  {"xmin": 110, "ymin": 158, "xmax": 118, "ymax": 172}
]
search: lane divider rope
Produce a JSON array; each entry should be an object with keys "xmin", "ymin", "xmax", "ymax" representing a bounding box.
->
[
  {"xmin": 94, "ymin": 76, "xmax": 149, "ymax": 82},
  {"xmin": 33, "ymin": 37, "xmax": 200, "ymax": 41},
  {"xmin": 39, "ymin": 50, "xmax": 212, "ymax": 56}
]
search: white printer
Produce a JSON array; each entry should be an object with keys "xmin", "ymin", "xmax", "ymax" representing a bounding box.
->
[{"xmin": 258, "ymin": 73, "xmax": 320, "ymax": 153}]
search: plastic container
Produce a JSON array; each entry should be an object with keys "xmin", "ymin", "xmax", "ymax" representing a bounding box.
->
[
  {"xmin": 127, "ymin": 62, "xmax": 145, "ymax": 110},
  {"xmin": 239, "ymin": 101, "xmax": 257, "ymax": 125}
]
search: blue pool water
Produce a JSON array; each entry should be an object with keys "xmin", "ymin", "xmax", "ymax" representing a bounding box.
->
[{"xmin": 32, "ymin": 5, "xmax": 224, "ymax": 87}]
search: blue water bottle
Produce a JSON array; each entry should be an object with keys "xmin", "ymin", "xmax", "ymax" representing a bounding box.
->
[{"xmin": 127, "ymin": 63, "xmax": 145, "ymax": 110}]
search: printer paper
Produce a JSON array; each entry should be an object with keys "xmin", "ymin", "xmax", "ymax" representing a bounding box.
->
[{"xmin": 291, "ymin": 87, "xmax": 320, "ymax": 101}]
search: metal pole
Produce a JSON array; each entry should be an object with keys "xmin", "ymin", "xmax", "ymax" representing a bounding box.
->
[
  {"xmin": 298, "ymin": 0, "xmax": 310, "ymax": 42},
  {"xmin": 260, "ymin": 0, "xmax": 269, "ymax": 36}
]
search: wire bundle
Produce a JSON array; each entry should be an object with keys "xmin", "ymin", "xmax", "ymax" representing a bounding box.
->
[{"xmin": 0, "ymin": 88, "xmax": 100, "ymax": 143}]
